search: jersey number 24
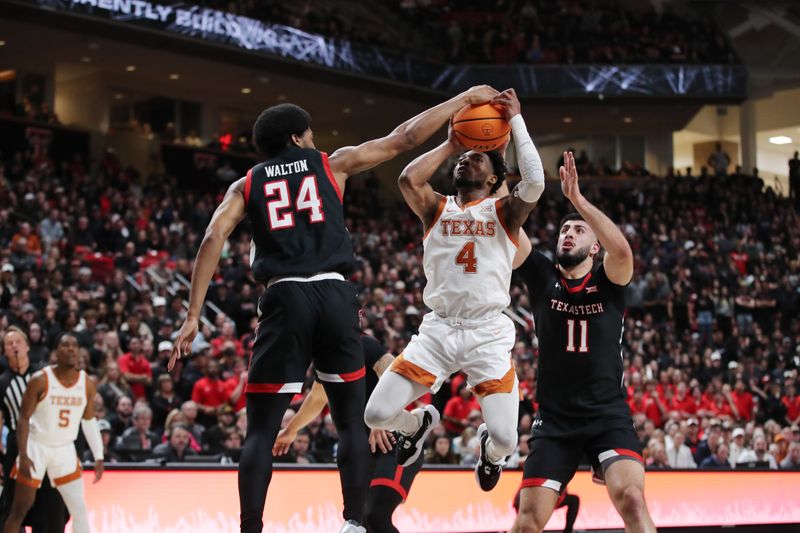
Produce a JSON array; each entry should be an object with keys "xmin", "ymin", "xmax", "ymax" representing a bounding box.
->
[{"xmin": 265, "ymin": 176, "xmax": 325, "ymax": 230}]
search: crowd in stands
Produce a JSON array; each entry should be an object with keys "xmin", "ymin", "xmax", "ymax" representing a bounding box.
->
[
  {"xmin": 0, "ymin": 139, "xmax": 798, "ymax": 471},
  {"xmin": 200, "ymin": 0, "xmax": 738, "ymax": 65}
]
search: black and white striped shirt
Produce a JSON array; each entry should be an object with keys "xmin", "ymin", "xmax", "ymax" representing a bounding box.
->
[{"xmin": 0, "ymin": 367, "xmax": 36, "ymax": 432}]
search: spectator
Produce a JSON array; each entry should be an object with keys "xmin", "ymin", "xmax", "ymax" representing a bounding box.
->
[
  {"xmin": 694, "ymin": 421, "xmax": 722, "ymax": 465},
  {"xmin": 97, "ymin": 361, "xmax": 132, "ymax": 411},
  {"xmin": 700, "ymin": 442, "xmax": 731, "ymax": 469},
  {"xmin": 117, "ymin": 335, "xmax": 153, "ymax": 400},
  {"xmin": 285, "ymin": 429, "xmax": 317, "ymax": 464},
  {"xmin": 107, "ymin": 395, "xmax": 134, "ymax": 439},
  {"xmin": 153, "ymin": 424, "xmax": 197, "ymax": 462},
  {"xmin": 425, "ymin": 435, "xmax": 460, "ymax": 465},
  {"xmin": 180, "ymin": 401, "xmax": 206, "ymax": 443},
  {"xmin": 728, "ymin": 427, "xmax": 747, "ymax": 465},
  {"xmin": 118, "ymin": 404, "xmax": 159, "ymax": 452},
  {"xmin": 707, "ymin": 143, "xmax": 731, "ymax": 177},
  {"xmin": 151, "ymin": 373, "xmax": 182, "ymax": 432},
  {"xmin": 666, "ymin": 431, "xmax": 696, "ymax": 468},
  {"xmin": 191, "ymin": 358, "xmax": 229, "ymax": 424},
  {"xmin": 780, "ymin": 442, "xmax": 800, "ymax": 470},
  {"xmin": 203, "ymin": 404, "xmax": 236, "ymax": 454},
  {"xmin": 442, "ymin": 382, "xmax": 480, "ymax": 435},
  {"xmin": 737, "ymin": 435, "xmax": 778, "ymax": 469},
  {"xmin": 506, "ymin": 434, "xmax": 530, "ymax": 469},
  {"xmin": 647, "ymin": 442, "xmax": 671, "ymax": 470},
  {"xmin": 789, "ymin": 151, "xmax": 800, "ymax": 209}
]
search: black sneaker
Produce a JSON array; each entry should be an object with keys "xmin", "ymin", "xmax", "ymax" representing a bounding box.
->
[
  {"xmin": 396, "ymin": 405, "xmax": 439, "ymax": 467},
  {"xmin": 474, "ymin": 423, "xmax": 503, "ymax": 491}
]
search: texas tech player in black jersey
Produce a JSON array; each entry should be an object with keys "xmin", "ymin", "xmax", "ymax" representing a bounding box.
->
[
  {"xmin": 273, "ymin": 334, "xmax": 422, "ymax": 533},
  {"xmin": 511, "ymin": 152, "xmax": 656, "ymax": 533},
  {"xmin": 168, "ymin": 86, "xmax": 501, "ymax": 533}
]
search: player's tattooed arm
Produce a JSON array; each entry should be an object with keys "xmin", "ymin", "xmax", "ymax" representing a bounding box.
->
[
  {"xmin": 327, "ymin": 85, "xmax": 499, "ymax": 187},
  {"xmin": 560, "ymin": 151, "xmax": 634, "ymax": 285}
]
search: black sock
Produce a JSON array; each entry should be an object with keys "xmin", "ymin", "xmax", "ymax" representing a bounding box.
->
[
  {"xmin": 322, "ymin": 379, "xmax": 369, "ymax": 523},
  {"xmin": 364, "ymin": 485, "xmax": 402, "ymax": 533},
  {"xmin": 238, "ymin": 393, "xmax": 292, "ymax": 533}
]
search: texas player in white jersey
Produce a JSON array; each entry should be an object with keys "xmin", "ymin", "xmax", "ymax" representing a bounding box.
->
[
  {"xmin": 3, "ymin": 333, "xmax": 104, "ymax": 533},
  {"xmin": 365, "ymin": 88, "xmax": 545, "ymax": 491}
]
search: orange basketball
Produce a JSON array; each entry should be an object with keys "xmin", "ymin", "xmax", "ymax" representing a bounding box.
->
[{"xmin": 451, "ymin": 103, "xmax": 510, "ymax": 152}]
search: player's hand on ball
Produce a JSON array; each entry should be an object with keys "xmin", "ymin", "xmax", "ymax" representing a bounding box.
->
[
  {"xmin": 169, "ymin": 317, "xmax": 199, "ymax": 370},
  {"xmin": 447, "ymin": 119, "xmax": 467, "ymax": 152},
  {"xmin": 19, "ymin": 455, "xmax": 34, "ymax": 480},
  {"xmin": 369, "ymin": 429, "xmax": 395, "ymax": 454},
  {"xmin": 491, "ymin": 88, "xmax": 521, "ymax": 120},
  {"xmin": 462, "ymin": 85, "xmax": 499, "ymax": 105},
  {"xmin": 559, "ymin": 151, "xmax": 582, "ymax": 201},
  {"xmin": 93, "ymin": 460, "xmax": 104, "ymax": 484},
  {"xmin": 273, "ymin": 428, "xmax": 296, "ymax": 456}
]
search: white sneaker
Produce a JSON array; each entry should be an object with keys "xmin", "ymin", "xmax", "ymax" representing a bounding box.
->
[
  {"xmin": 339, "ymin": 519, "xmax": 366, "ymax": 533},
  {"xmin": 396, "ymin": 404, "xmax": 440, "ymax": 467}
]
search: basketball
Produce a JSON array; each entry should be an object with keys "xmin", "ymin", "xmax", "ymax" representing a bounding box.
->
[{"xmin": 452, "ymin": 103, "xmax": 511, "ymax": 152}]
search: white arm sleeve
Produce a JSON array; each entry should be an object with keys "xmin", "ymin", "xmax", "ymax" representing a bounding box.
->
[
  {"xmin": 81, "ymin": 418, "xmax": 104, "ymax": 461},
  {"xmin": 509, "ymin": 114, "xmax": 545, "ymax": 203}
]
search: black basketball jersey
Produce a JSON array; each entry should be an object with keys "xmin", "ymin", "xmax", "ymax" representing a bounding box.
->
[
  {"xmin": 517, "ymin": 250, "xmax": 630, "ymax": 421},
  {"xmin": 244, "ymin": 146, "xmax": 355, "ymax": 282}
]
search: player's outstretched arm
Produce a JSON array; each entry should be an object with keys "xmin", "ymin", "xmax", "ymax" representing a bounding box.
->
[
  {"xmin": 273, "ymin": 381, "xmax": 329, "ymax": 456},
  {"xmin": 493, "ymin": 89, "xmax": 544, "ymax": 234},
  {"xmin": 81, "ymin": 377, "xmax": 104, "ymax": 483},
  {"xmin": 560, "ymin": 151, "xmax": 633, "ymax": 285},
  {"xmin": 327, "ymin": 85, "xmax": 499, "ymax": 186},
  {"xmin": 397, "ymin": 121, "xmax": 465, "ymax": 227},
  {"xmin": 16, "ymin": 373, "xmax": 46, "ymax": 481},
  {"xmin": 169, "ymin": 178, "xmax": 247, "ymax": 370}
]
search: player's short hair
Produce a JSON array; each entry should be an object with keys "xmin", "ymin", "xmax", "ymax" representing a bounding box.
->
[
  {"xmin": 559, "ymin": 212, "xmax": 586, "ymax": 229},
  {"xmin": 485, "ymin": 150, "xmax": 507, "ymax": 194},
  {"xmin": 252, "ymin": 104, "xmax": 312, "ymax": 157},
  {"xmin": 2, "ymin": 326, "xmax": 30, "ymax": 348},
  {"xmin": 55, "ymin": 331, "xmax": 79, "ymax": 346}
]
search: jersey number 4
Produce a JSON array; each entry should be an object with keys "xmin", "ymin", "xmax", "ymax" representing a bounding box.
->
[
  {"xmin": 265, "ymin": 176, "xmax": 325, "ymax": 230},
  {"xmin": 566, "ymin": 319, "xmax": 589, "ymax": 353},
  {"xmin": 456, "ymin": 242, "xmax": 478, "ymax": 273}
]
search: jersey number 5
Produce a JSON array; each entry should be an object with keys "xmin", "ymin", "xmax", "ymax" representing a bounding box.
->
[
  {"xmin": 58, "ymin": 409, "xmax": 70, "ymax": 427},
  {"xmin": 265, "ymin": 175, "xmax": 325, "ymax": 230},
  {"xmin": 456, "ymin": 242, "xmax": 478, "ymax": 273},
  {"xmin": 566, "ymin": 319, "xmax": 589, "ymax": 353}
]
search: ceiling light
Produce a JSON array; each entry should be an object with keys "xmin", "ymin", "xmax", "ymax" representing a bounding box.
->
[
  {"xmin": 125, "ymin": 65, "xmax": 136, "ymax": 72},
  {"xmin": 332, "ymin": 130, "xmax": 339, "ymax": 136},
  {"xmin": 113, "ymin": 93, "xmax": 124, "ymax": 100},
  {"xmin": 562, "ymin": 117, "xmax": 573, "ymax": 123},
  {"xmin": 0, "ymin": 40, "xmax": 6, "ymax": 47},
  {"xmin": 623, "ymin": 117, "xmax": 633, "ymax": 123},
  {"xmin": 169, "ymin": 73, "xmax": 180, "ymax": 80},
  {"xmin": 241, "ymin": 87, "xmax": 252, "ymax": 94},
  {"xmin": 88, "ymin": 42, "xmax": 99, "ymax": 50},
  {"xmin": 276, "ymin": 94, "xmax": 287, "ymax": 101},
  {"xmin": 80, "ymin": 56, "xmax": 91, "ymax": 63},
  {"xmin": 364, "ymin": 97, "xmax": 374, "ymax": 105},
  {"xmin": 768, "ymin": 136, "xmax": 792, "ymax": 145},
  {"xmin": 257, "ymin": 75, "xmax": 270, "ymax": 84},
  {"xmin": 342, "ymin": 107, "xmax": 351, "ymax": 114}
]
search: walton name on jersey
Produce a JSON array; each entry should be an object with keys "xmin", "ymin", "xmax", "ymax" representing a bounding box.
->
[
  {"xmin": 49, "ymin": 395, "xmax": 84, "ymax": 407},
  {"xmin": 264, "ymin": 159, "xmax": 309, "ymax": 178},
  {"xmin": 439, "ymin": 219, "xmax": 496, "ymax": 238},
  {"xmin": 549, "ymin": 299, "xmax": 605, "ymax": 316}
]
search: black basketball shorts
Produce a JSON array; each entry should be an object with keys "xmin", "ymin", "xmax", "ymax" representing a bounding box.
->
[
  {"xmin": 521, "ymin": 416, "xmax": 643, "ymax": 493},
  {"xmin": 246, "ymin": 279, "xmax": 364, "ymax": 394}
]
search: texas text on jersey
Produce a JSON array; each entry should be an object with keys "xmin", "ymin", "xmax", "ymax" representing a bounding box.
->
[
  {"xmin": 517, "ymin": 250, "xmax": 631, "ymax": 425},
  {"xmin": 244, "ymin": 145, "xmax": 355, "ymax": 282}
]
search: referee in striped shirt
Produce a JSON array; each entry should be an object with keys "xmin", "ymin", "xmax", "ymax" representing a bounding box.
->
[{"xmin": 0, "ymin": 326, "xmax": 67, "ymax": 532}]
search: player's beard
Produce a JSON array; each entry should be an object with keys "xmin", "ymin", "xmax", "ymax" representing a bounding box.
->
[{"xmin": 557, "ymin": 244, "xmax": 591, "ymax": 268}]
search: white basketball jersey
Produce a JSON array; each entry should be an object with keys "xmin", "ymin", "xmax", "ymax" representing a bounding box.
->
[
  {"xmin": 422, "ymin": 196, "xmax": 517, "ymax": 319},
  {"xmin": 29, "ymin": 367, "xmax": 87, "ymax": 447}
]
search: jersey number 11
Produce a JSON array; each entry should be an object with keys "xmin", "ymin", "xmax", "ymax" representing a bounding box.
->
[{"xmin": 566, "ymin": 319, "xmax": 589, "ymax": 353}]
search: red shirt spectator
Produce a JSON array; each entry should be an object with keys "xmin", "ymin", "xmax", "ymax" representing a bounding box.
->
[
  {"xmin": 731, "ymin": 384, "xmax": 754, "ymax": 421},
  {"xmin": 118, "ymin": 337, "xmax": 153, "ymax": 400},
  {"xmin": 782, "ymin": 386, "xmax": 800, "ymax": 424},
  {"xmin": 211, "ymin": 322, "xmax": 245, "ymax": 358},
  {"xmin": 443, "ymin": 385, "xmax": 480, "ymax": 434},
  {"xmin": 192, "ymin": 359, "xmax": 230, "ymax": 414},
  {"xmin": 224, "ymin": 362, "xmax": 248, "ymax": 413},
  {"xmin": 706, "ymin": 394, "xmax": 734, "ymax": 418},
  {"xmin": 628, "ymin": 392, "xmax": 663, "ymax": 427}
]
